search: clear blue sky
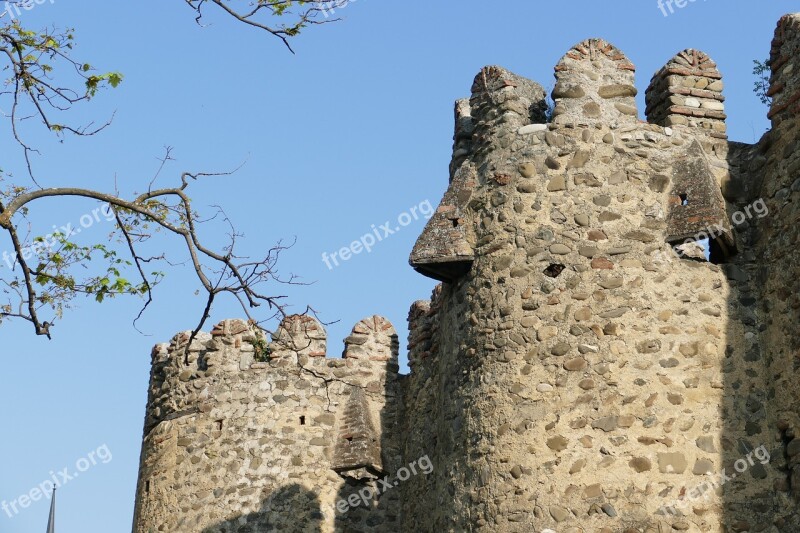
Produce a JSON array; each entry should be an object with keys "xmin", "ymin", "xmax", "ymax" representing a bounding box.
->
[{"xmin": 0, "ymin": 1, "xmax": 792, "ymax": 531}]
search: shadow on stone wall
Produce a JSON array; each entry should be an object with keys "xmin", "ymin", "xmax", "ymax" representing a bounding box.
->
[
  {"xmin": 332, "ymin": 325, "xmax": 404, "ymax": 533},
  {"xmin": 198, "ymin": 317, "xmax": 404, "ymax": 533},
  {"xmin": 720, "ymin": 130, "xmax": 800, "ymax": 529},
  {"xmin": 718, "ymin": 14, "xmax": 800, "ymax": 531},
  {"xmin": 718, "ymin": 157, "xmax": 776, "ymax": 531},
  {"xmin": 201, "ymin": 484, "xmax": 323, "ymax": 533}
]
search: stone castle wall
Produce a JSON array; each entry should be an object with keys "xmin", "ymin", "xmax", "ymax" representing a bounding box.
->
[
  {"xmin": 745, "ymin": 13, "xmax": 800, "ymax": 526},
  {"xmin": 134, "ymin": 13, "xmax": 800, "ymax": 533},
  {"xmin": 132, "ymin": 316, "xmax": 405, "ymax": 532}
]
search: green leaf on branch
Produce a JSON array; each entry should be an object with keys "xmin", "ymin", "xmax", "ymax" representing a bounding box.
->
[{"xmin": 85, "ymin": 72, "xmax": 124, "ymax": 98}]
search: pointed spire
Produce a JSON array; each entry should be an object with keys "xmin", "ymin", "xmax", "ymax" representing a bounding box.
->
[{"xmin": 45, "ymin": 487, "xmax": 55, "ymax": 533}]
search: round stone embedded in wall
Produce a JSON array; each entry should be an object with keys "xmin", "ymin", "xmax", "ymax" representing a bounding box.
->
[
  {"xmin": 583, "ymin": 101, "xmax": 602, "ymax": 118},
  {"xmin": 519, "ymin": 163, "xmax": 536, "ymax": 178},
  {"xmin": 550, "ymin": 244, "xmax": 572, "ymax": 255},
  {"xmin": 629, "ymin": 457, "xmax": 652, "ymax": 472}
]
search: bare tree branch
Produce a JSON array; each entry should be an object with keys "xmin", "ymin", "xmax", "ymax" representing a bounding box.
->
[
  {"xmin": 0, "ymin": 3, "xmax": 331, "ymax": 340},
  {"xmin": 184, "ymin": 0, "xmax": 341, "ymax": 53},
  {"xmin": 0, "ymin": 169, "xmax": 303, "ymax": 339},
  {"xmin": 1, "ymin": 20, "xmax": 120, "ymax": 185}
]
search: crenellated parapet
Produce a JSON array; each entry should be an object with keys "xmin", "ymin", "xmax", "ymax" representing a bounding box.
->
[
  {"xmin": 412, "ymin": 40, "xmax": 733, "ymax": 286},
  {"xmin": 646, "ymin": 49, "xmax": 727, "ymax": 138}
]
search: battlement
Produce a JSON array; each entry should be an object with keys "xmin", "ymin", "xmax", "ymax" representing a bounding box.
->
[
  {"xmin": 410, "ymin": 36, "xmax": 741, "ymax": 280},
  {"xmin": 553, "ymin": 38, "xmax": 638, "ymax": 126},
  {"xmin": 646, "ymin": 49, "xmax": 727, "ymax": 138},
  {"xmin": 144, "ymin": 315, "xmax": 400, "ymax": 422}
]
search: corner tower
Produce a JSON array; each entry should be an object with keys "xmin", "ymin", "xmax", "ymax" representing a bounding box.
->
[
  {"xmin": 405, "ymin": 38, "xmax": 740, "ymax": 531},
  {"xmin": 132, "ymin": 316, "xmax": 403, "ymax": 532}
]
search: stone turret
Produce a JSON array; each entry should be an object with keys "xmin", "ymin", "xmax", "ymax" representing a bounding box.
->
[
  {"xmin": 404, "ymin": 39, "xmax": 734, "ymax": 530},
  {"xmin": 401, "ymin": 20, "xmax": 798, "ymax": 531},
  {"xmin": 132, "ymin": 314, "xmax": 402, "ymax": 532}
]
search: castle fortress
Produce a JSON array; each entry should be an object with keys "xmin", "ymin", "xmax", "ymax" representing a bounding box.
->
[{"xmin": 134, "ymin": 13, "xmax": 800, "ymax": 532}]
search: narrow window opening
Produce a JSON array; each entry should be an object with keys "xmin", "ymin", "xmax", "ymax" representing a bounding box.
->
[
  {"xmin": 145, "ymin": 480, "xmax": 150, "ymax": 493},
  {"xmin": 672, "ymin": 236, "xmax": 734, "ymax": 264},
  {"xmin": 708, "ymin": 236, "xmax": 734, "ymax": 265},
  {"xmin": 216, "ymin": 420, "xmax": 223, "ymax": 431},
  {"xmin": 299, "ymin": 416, "xmax": 306, "ymax": 426},
  {"xmin": 679, "ymin": 193, "xmax": 689, "ymax": 206},
  {"xmin": 451, "ymin": 218, "xmax": 460, "ymax": 228}
]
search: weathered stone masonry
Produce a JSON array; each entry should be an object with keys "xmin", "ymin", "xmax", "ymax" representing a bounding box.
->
[
  {"xmin": 134, "ymin": 13, "xmax": 800, "ymax": 533},
  {"xmin": 133, "ymin": 315, "xmax": 405, "ymax": 532}
]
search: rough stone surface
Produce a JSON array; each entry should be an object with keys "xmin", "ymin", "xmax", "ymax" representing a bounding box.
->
[
  {"xmin": 133, "ymin": 316, "xmax": 404, "ymax": 532},
  {"xmin": 646, "ymin": 49, "xmax": 728, "ymax": 138},
  {"xmin": 134, "ymin": 14, "xmax": 800, "ymax": 532}
]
